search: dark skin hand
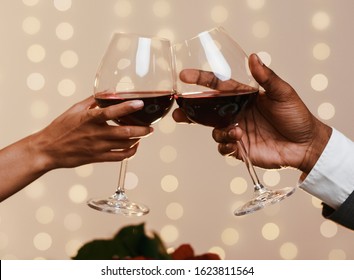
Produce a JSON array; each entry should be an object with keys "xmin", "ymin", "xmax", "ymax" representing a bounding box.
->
[
  {"xmin": 173, "ymin": 53, "xmax": 332, "ymax": 175},
  {"xmin": 0, "ymin": 97, "xmax": 153, "ymax": 201}
]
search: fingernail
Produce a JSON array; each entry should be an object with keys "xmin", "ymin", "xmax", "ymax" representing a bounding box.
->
[
  {"xmin": 255, "ymin": 53, "xmax": 264, "ymax": 66},
  {"xmin": 228, "ymin": 129, "xmax": 236, "ymax": 138},
  {"xmin": 130, "ymin": 100, "xmax": 144, "ymax": 108}
]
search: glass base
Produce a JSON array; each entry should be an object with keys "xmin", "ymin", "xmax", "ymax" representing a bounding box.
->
[
  {"xmin": 87, "ymin": 192, "xmax": 149, "ymax": 216},
  {"xmin": 234, "ymin": 186, "xmax": 296, "ymax": 216}
]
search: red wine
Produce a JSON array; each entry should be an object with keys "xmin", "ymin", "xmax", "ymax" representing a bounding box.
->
[
  {"xmin": 176, "ymin": 91, "xmax": 256, "ymax": 128},
  {"xmin": 95, "ymin": 92, "xmax": 174, "ymax": 126}
]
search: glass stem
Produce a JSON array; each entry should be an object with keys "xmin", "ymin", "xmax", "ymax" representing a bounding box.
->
[
  {"xmin": 115, "ymin": 158, "xmax": 128, "ymax": 200},
  {"xmin": 236, "ymin": 139, "xmax": 266, "ymax": 194}
]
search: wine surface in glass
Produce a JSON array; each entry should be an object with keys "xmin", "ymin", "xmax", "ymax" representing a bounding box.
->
[
  {"xmin": 95, "ymin": 92, "xmax": 174, "ymax": 126},
  {"xmin": 176, "ymin": 91, "xmax": 256, "ymax": 128}
]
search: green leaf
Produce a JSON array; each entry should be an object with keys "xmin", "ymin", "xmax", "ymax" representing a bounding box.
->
[{"xmin": 72, "ymin": 223, "xmax": 171, "ymax": 260}]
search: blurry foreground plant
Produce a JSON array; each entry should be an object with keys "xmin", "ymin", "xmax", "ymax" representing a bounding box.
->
[{"xmin": 73, "ymin": 223, "xmax": 220, "ymax": 260}]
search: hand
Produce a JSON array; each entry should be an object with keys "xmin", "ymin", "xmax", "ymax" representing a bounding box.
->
[
  {"xmin": 31, "ymin": 96, "xmax": 153, "ymax": 171},
  {"xmin": 173, "ymin": 54, "xmax": 332, "ymax": 174}
]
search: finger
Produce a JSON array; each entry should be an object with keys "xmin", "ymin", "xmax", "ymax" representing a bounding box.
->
[
  {"xmin": 91, "ymin": 138, "xmax": 140, "ymax": 153},
  {"xmin": 249, "ymin": 53, "xmax": 297, "ymax": 102},
  {"xmin": 180, "ymin": 69, "xmax": 256, "ymax": 93},
  {"xmin": 64, "ymin": 96, "xmax": 97, "ymax": 114},
  {"xmin": 94, "ymin": 145, "xmax": 140, "ymax": 162},
  {"xmin": 88, "ymin": 100, "xmax": 144, "ymax": 122},
  {"xmin": 172, "ymin": 108, "xmax": 192, "ymax": 124},
  {"xmin": 107, "ymin": 138, "xmax": 140, "ymax": 150},
  {"xmin": 105, "ymin": 125, "xmax": 153, "ymax": 140},
  {"xmin": 212, "ymin": 126, "xmax": 243, "ymax": 143},
  {"xmin": 218, "ymin": 143, "xmax": 238, "ymax": 156}
]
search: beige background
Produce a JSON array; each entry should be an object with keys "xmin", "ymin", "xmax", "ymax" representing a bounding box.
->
[{"xmin": 1, "ymin": 0, "xmax": 353, "ymax": 260}]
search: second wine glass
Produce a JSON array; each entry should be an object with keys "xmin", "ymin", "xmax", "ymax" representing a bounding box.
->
[
  {"xmin": 87, "ymin": 32, "xmax": 175, "ymax": 216},
  {"xmin": 174, "ymin": 27, "xmax": 295, "ymax": 216}
]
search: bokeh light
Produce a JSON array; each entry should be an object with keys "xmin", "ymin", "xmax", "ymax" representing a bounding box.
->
[{"xmin": 1, "ymin": 0, "xmax": 353, "ymax": 261}]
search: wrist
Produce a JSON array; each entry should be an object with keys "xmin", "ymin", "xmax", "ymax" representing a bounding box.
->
[
  {"xmin": 300, "ymin": 121, "xmax": 332, "ymax": 174},
  {"xmin": 27, "ymin": 130, "xmax": 58, "ymax": 173}
]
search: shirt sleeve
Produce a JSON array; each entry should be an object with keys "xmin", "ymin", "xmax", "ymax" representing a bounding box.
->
[{"xmin": 298, "ymin": 128, "xmax": 354, "ymax": 210}]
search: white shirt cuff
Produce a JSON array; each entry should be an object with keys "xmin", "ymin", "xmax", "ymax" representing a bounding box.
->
[{"xmin": 299, "ymin": 128, "xmax": 354, "ymax": 209}]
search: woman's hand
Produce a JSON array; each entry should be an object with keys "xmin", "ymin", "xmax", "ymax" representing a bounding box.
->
[{"xmin": 32, "ymin": 96, "xmax": 153, "ymax": 170}]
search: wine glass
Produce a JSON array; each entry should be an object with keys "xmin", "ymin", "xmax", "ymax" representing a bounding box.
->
[
  {"xmin": 87, "ymin": 32, "xmax": 175, "ymax": 216},
  {"xmin": 173, "ymin": 27, "xmax": 295, "ymax": 216}
]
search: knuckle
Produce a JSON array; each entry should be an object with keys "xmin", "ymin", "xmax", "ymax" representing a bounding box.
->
[{"xmin": 118, "ymin": 126, "xmax": 133, "ymax": 138}]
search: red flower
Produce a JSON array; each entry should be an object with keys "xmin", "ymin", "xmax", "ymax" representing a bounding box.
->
[{"xmin": 171, "ymin": 244, "xmax": 221, "ymax": 260}]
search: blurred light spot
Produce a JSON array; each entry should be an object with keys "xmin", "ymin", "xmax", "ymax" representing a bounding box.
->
[
  {"xmin": 54, "ymin": 0, "xmax": 72, "ymax": 11},
  {"xmin": 68, "ymin": 184, "xmax": 88, "ymax": 204},
  {"xmin": 153, "ymin": 0, "xmax": 171, "ymax": 17},
  {"xmin": 35, "ymin": 206, "xmax": 54, "ymax": 224},
  {"xmin": 117, "ymin": 58, "xmax": 131, "ymax": 70},
  {"xmin": 279, "ymin": 242, "xmax": 298, "ymax": 259},
  {"xmin": 311, "ymin": 196, "xmax": 322, "ymax": 208},
  {"xmin": 252, "ymin": 21, "xmax": 270, "ymax": 38},
  {"xmin": 312, "ymin": 11, "xmax": 330, "ymax": 30},
  {"xmin": 22, "ymin": 17, "xmax": 41, "ymax": 35},
  {"xmin": 115, "ymin": 76, "xmax": 134, "ymax": 91},
  {"xmin": 60, "ymin": 50, "xmax": 79, "ymax": 68},
  {"xmin": 64, "ymin": 213, "xmax": 82, "ymax": 231},
  {"xmin": 320, "ymin": 220, "xmax": 338, "ymax": 238},
  {"xmin": 0, "ymin": 232, "xmax": 9, "ymax": 250},
  {"xmin": 262, "ymin": 222, "xmax": 280, "ymax": 240},
  {"xmin": 156, "ymin": 28, "xmax": 175, "ymax": 42},
  {"xmin": 156, "ymin": 56, "xmax": 169, "ymax": 70},
  {"xmin": 317, "ymin": 102, "xmax": 335, "ymax": 120},
  {"xmin": 158, "ymin": 116, "xmax": 176, "ymax": 134},
  {"xmin": 75, "ymin": 164, "xmax": 94, "ymax": 178},
  {"xmin": 210, "ymin": 5, "xmax": 229, "ymax": 23},
  {"xmin": 124, "ymin": 172, "xmax": 139, "ymax": 190},
  {"xmin": 230, "ymin": 177, "xmax": 248, "ymax": 195},
  {"xmin": 58, "ymin": 79, "xmax": 76, "ymax": 96},
  {"xmin": 151, "ymin": 39, "xmax": 163, "ymax": 51},
  {"xmin": 30, "ymin": 100, "xmax": 49, "ymax": 119},
  {"xmin": 221, "ymin": 228, "xmax": 239, "ymax": 246},
  {"xmin": 65, "ymin": 239, "xmax": 82, "ymax": 257},
  {"xmin": 159, "ymin": 145, "xmax": 177, "ymax": 163},
  {"xmin": 27, "ymin": 44, "xmax": 46, "ymax": 63},
  {"xmin": 263, "ymin": 170, "xmax": 280, "ymax": 187},
  {"xmin": 23, "ymin": 0, "xmax": 39, "ymax": 6},
  {"xmin": 209, "ymin": 246, "xmax": 225, "ymax": 259},
  {"xmin": 33, "ymin": 232, "xmax": 52, "ymax": 251},
  {"xmin": 161, "ymin": 174, "xmax": 179, "ymax": 192},
  {"xmin": 313, "ymin": 43, "xmax": 330, "ymax": 60},
  {"xmin": 114, "ymin": 0, "xmax": 132, "ymax": 17},
  {"xmin": 257, "ymin": 51, "xmax": 272, "ymax": 66},
  {"xmin": 56, "ymin": 22, "xmax": 74, "ymax": 40},
  {"xmin": 225, "ymin": 156, "xmax": 241, "ymax": 166},
  {"xmin": 25, "ymin": 181, "xmax": 46, "ymax": 199},
  {"xmin": 328, "ymin": 249, "xmax": 346, "ymax": 260},
  {"xmin": 160, "ymin": 225, "xmax": 179, "ymax": 243},
  {"xmin": 27, "ymin": 73, "xmax": 45, "ymax": 91},
  {"xmin": 166, "ymin": 202, "xmax": 184, "ymax": 220},
  {"xmin": 311, "ymin": 73, "xmax": 328, "ymax": 91},
  {"xmin": 247, "ymin": 0, "xmax": 266, "ymax": 10}
]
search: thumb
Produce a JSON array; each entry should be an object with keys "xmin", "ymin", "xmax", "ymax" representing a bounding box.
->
[{"xmin": 249, "ymin": 53, "xmax": 295, "ymax": 102}]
